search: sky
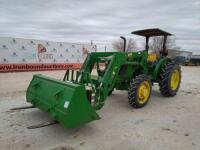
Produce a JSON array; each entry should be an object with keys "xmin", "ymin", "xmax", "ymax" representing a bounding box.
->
[{"xmin": 0, "ymin": 0, "xmax": 199, "ymax": 54}]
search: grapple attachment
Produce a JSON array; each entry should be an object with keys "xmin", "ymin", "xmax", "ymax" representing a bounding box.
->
[{"xmin": 26, "ymin": 74, "xmax": 100, "ymax": 128}]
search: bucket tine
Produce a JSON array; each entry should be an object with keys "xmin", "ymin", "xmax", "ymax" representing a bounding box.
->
[
  {"xmin": 66, "ymin": 70, "xmax": 69, "ymax": 80},
  {"xmin": 27, "ymin": 120, "xmax": 58, "ymax": 129},
  {"xmin": 72, "ymin": 70, "xmax": 74, "ymax": 81},
  {"xmin": 63, "ymin": 69, "xmax": 69, "ymax": 81}
]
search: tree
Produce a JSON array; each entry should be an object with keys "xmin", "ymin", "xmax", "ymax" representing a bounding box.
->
[
  {"xmin": 112, "ymin": 38, "xmax": 137, "ymax": 52},
  {"xmin": 148, "ymin": 36, "xmax": 176, "ymax": 56}
]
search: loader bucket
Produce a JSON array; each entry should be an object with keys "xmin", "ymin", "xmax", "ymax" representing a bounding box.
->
[{"xmin": 26, "ymin": 74, "xmax": 100, "ymax": 128}]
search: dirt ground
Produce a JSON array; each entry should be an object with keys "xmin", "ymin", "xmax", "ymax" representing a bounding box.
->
[{"xmin": 0, "ymin": 66, "xmax": 200, "ymax": 150}]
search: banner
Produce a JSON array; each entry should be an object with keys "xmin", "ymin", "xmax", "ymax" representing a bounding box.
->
[{"xmin": 0, "ymin": 37, "xmax": 96, "ymax": 72}]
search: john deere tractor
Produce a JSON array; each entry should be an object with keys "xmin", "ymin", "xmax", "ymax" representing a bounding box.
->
[{"xmin": 26, "ymin": 28, "xmax": 181, "ymax": 128}]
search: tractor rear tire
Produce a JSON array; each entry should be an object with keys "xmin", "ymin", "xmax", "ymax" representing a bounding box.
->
[
  {"xmin": 128, "ymin": 74, "xmax": 152, "ymax": 108},
  {"xmin": 159, "ymin": 62, "xmax": 181, "ymax": 97}
]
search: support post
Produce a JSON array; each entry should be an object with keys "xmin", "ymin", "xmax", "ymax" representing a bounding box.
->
[
  {"xmin": 146, "ymin": 36, "xmax": 149, "ymax": 51},
  {"xmin": 162, "ymin": 35, "xmax": 168, "ymax": 56}
]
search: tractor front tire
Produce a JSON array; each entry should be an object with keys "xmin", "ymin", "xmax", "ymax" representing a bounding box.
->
[
  {"xmin": 128, "ymin": 74, "xmax": 152, "ymax": 108},
  {"xmin": 159, "ymin": 62, "xmax": 181, "ymax": 97}
]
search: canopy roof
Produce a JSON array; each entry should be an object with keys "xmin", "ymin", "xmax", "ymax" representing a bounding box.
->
[{"xmin": 131, "ymin": 28, "xmax": 172, "ymax": 37}]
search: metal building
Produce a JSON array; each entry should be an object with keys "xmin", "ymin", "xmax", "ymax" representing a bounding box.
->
[{"xmin": 168, "ymin": 49, "xmax": 192, "ymax": 64}]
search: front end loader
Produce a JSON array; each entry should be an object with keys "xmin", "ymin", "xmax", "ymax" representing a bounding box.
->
[{"xmin": 26, "ymin": 28, "xmax": 181, "ymax": 128}]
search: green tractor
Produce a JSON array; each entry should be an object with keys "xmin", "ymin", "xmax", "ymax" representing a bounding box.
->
[{"xmin": 26, "ymin": 28, "xmax": 181, "ymax": 128}]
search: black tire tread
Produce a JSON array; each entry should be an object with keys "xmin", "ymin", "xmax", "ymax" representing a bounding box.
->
[
  {"xmin": 159, "ymin": 62, "xmax": 181, "ymax": 97},
  {"xmin": 128, "ymin": 74, "xmax": 152, "ymax": 108}
]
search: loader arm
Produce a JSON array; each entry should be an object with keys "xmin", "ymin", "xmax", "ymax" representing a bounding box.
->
[
  {"xmin": 92, "ymin": 53, "xmax": 123, "ymax": 110},
  {"xmin": 77, "ymin": 52, "xmax": 145, "ymax": 110}
]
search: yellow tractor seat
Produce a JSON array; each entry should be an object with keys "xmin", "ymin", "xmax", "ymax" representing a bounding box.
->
[{"xmin": 148, "ymin": 53, "xmax": 157, "ymax": 62}]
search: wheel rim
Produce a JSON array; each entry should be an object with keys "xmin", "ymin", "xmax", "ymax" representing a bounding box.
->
[
  {"xmin": 137, "ymin": 81, "xmax": 150, "ymax": 104},
  {"xmin": 170, "ymin": 69, "xmax": 180, "ymax": 90}
]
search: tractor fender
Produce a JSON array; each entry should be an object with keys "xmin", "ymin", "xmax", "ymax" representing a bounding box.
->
[{"xmin": 153, "ymin": 57, "xmax": 171, "ymax": 81}]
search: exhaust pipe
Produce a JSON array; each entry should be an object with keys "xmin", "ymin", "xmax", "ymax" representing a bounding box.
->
[{"xmin": 120, "ymin": 36, "xmax": 126, "ymax": 52}]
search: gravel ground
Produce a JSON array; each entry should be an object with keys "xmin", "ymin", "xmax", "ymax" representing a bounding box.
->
[{"xmin": 0, "ymin": 66, "xmax": 200, "ymax": 150}]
